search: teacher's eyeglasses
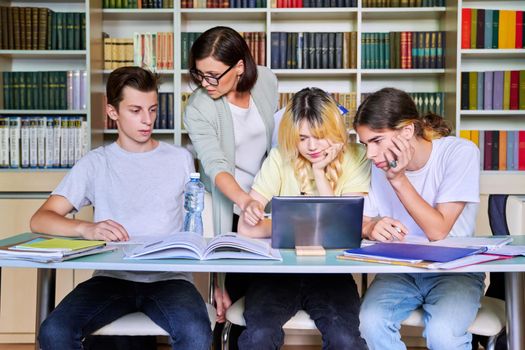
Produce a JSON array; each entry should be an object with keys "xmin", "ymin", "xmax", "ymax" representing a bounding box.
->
[{"xmin": 189, "ymin": 64, "xmax": 235, "ymax": 87}]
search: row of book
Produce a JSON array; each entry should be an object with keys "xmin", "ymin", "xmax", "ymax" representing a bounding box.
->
[
  {"xmin": 273, "ymin": 0, "xmax": 355, "ymax": 7},
  {"xmin": 2, "ymin": 71, "xmax": 87, "ymax": 110},
  {"xmin": 182, "ymin": 32, "xmax": 266, "ymax": 69},
  {"xmin": 461, "ymin": 9, "xmax": 525, "ymax": 50},
  {"xmin": 0, "ymin": 116, "xmax": 88, "ymax": 169},
  {"xmin": 362, "ymin": 91, "xmax": 444, "ymax": 117},
  {"xmin": 460, "ymin": 130, "xmax": 525, "ymax": 171},
  {"xmin": 0, "ymin": 7, "xmax": 85, "ymax": 50},
  {"xmin": 103, "ymin": 0, "xmax": 173, "ymax": 8},
  {"xmin": 103, "ymin": 33, "xmax": 174, "ymax": 71},
  {"xmin": 461, "ymin": 71, "xmax": 525, "ymax": 111},
  {"xmin": 270, "ymin": 32, "xmax": 357, "ymax": 69},
  {"xmin": 278, "ymin": 92, "xmax": 357, "ymax": 128},
  {"xmin": 182, "ymin": 0, "xmax": 266, "ymax": 7},
  {"xmin": 362, "ymin": 0, "xmax": 444, "ymax": 6},
  {"xmin": 362, "ymin": 31, "xmax": 445, "ymax": 69},
  {"xmin": 106, "ymin": 93, "xmax": 174, "ymax": 130}
]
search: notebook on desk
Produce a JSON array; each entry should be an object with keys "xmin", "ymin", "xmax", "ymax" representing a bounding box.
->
[{"xmin": 271, "ymin": 196, "xmax": 364, "ymax": 249}]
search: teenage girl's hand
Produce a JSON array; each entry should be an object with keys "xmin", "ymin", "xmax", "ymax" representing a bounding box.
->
[
  {"xmin": 312, "ymin": 141, "xmax": 344, "ymax": 170},
  {"xmin": 79, "ymin": 220, "xmax": 129, "ymax": 241},
  {"xmin": 214, "ymin": 286, "xmax": 232, "ymax": 323},
  {"xmin": 384, "ymin": 135, "xmax": 414, "ymax": 181},
  {"xmin": 367, "ymin": 217, "xmax": 408, "ymax": 242},
  {"xmin": 243, "ymin": 199, "xmax": 265, "ymax": 226}
]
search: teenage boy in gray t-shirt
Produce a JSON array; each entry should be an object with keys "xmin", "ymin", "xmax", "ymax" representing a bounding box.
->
[{"xmin": 30, "ymin": 67, "xmax": 212, "ymax": 350}]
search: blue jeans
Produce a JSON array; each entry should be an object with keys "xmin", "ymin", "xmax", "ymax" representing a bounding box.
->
[
  {"xmin": 238, "ymin": 274, "xmax": 368, "ymax": 350},
  {"xmin": 38, "ymin": 276, "xmax": 212, "ymax": 350},
  {"xmin": 359, "ymin": 272, "xmax": 485, "ymax": 350}
]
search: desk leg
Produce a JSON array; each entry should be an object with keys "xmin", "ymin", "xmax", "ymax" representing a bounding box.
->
[
  {"xmin": 34, "ymin": 269, "xmax": 56, "ymax": 350},
  {"xmin": 505, "ymin": 272, "xmax": 525, "ymax": 350}
]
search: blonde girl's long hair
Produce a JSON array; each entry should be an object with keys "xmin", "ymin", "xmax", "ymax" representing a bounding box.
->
[{"xmin": 278, "ymin": 87, "xmax": 348, "ymax": 194}]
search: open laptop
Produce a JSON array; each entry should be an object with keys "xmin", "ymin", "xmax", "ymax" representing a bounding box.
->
[{"xmin": 271, "ymin": 196, "xmax": 364, "ymax": 249}]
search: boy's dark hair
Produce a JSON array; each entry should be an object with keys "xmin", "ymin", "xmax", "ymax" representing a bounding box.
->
[
  {"xmin": 106, "ymin": 66, "xmax": 159, "ymax": 110},
  {"xmin": 189, "ymin": 26, "xmax": 257, "ymax": 92}
]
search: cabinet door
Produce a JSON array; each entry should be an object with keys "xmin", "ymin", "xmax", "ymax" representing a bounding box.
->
[
  {"xmin": 0, "ymin": 199, "xmax": 44, "ymax": 341},
  {"xmin": 0, "ymin": 199, "xmax": 92, "ymax": 342}
]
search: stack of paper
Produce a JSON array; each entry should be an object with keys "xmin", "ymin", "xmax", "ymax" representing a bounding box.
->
[{"xmin": 0, "ymin": 237, "xmax": 111, "ymax": 263}]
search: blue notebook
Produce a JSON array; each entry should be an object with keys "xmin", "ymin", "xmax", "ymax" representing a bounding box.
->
[{"xmin": 344, "ymin": 243, "xmax": 486, "ymax": 263}]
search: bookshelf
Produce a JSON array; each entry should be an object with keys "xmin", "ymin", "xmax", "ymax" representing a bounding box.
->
[
  {"xmin": 0, "ymin": 0, "xmax": 523, "ymax": 344},
  {"xmin": 457, "ymin": 0, "xmax": 525, "ymax": 176}
]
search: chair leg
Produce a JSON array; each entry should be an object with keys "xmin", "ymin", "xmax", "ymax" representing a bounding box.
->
[
  {"xmin": 486, "ymin": 328, "xmax": 506, "ymax": 350},
  {"xmin": 221, "ymin": 321, "xmax": 232, "ymax": 350}
]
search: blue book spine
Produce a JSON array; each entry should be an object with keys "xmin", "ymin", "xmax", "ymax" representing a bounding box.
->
[
  {"xmin": 271, "ymin": 32, "xmax": 280, "ymax": 69},
  {"xmin": 513, "ymin": 130, "xmax": 519, "ymax": 171},
  {"xmin": 484, "ymin": 10, "xmax": 493, "ymax": 49},
  {"xmin": 483, "ymin": 71, "xmax": 493, "ymax": 110}
]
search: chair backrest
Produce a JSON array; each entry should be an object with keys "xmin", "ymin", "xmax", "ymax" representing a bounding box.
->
[{"xmin": 488, "ymin": 195, "xmax": 510, "ymax": 236}]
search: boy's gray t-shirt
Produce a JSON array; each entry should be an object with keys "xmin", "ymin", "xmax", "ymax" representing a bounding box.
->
[{"xmin": 53, "ymin": 141, "xmax": 194, "ymax": 283}]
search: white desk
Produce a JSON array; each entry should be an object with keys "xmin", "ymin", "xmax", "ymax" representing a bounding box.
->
[{"xmin": 1, "ymin": 233, "xmax": 524, "ymax": 350}]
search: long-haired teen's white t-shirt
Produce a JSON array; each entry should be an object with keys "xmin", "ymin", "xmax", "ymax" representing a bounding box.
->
[{"xmin": 364, "ymin": 136, "xmax": 480, "ymax": 239}]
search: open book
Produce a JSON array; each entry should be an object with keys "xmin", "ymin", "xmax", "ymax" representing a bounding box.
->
[{"xmin": 125, "ymin": 232, "xmax": 282, "ymax": 261}]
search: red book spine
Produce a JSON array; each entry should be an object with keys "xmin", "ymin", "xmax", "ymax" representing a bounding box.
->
[
  {"xmin": 401, "ymin": 32, "xmax": 408, "ymax": 69},
  {"xmin": 462, "ymin": 8, "xmax": 471, "ymax": 49},
  {"xmin": 519, "ymin": 131, "xmax": 525, "ymax": 171},
  {"xmin": 297, "ymin": 0, "xmax": 303, "ymax": 7},
  {"xmin": 484, "ymin": 131, "xmax": 493, "ymax": 171},
  {"xmin": 510, "ymin": 70, "xmax": 519, "ymax": 110},
  {"xmin": 516, "ymin": 11, "xmax": 523, "ymax": 49}
]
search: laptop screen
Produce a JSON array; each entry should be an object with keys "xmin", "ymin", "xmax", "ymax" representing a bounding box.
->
[{"xmin": 271, "ymin": 196, "xmax": 364, "ymax": 249}]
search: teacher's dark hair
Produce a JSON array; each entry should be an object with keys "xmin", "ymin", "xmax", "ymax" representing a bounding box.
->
[{"xmin": 188, "ymin": 26, "xmax": 258, "ymax": 92}]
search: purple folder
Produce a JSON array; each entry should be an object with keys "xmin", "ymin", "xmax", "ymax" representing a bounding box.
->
[{"xmin": 344, "ymin": 243, "xmax": 486, "ymax": 263}]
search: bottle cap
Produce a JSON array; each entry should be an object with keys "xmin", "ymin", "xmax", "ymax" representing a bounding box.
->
[{"xmin": 189, "ymin": 172, "xmax": 200, "ymax": 179}]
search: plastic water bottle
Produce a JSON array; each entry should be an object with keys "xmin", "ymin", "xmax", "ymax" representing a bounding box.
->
[{"xmin": 183, "ymin": 172, "xmax": 205, "ymax": 235}]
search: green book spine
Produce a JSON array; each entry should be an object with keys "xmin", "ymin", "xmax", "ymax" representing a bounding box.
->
[
  {"xmin": 36, "ymin": 71, "xmax": 43, "ymax": 109},
  {"xmin": 80, "ymin": 13, "xmax": 86, "ymax": 50},
  {"xmin": 49, "ymin": 72, "xmax": 56, "ymax": 110},
  {"xmin": 2, "ymin": 72, "xmax": 11, "ymax": 109},
  {"xmin": 55, "ymin": 12, "xmax": 63, "ymax": 50},
  {"xmin": 19, "ymin": 72, "xmax": 27, "ymax": 109},
  {"xmin": 492, "ymin": 10, "xmax": 499, "ymax": 49},
  {"xmin": 470, "ymin": 9, "xmax": 477, "ymax": 49},
  {"xmin": 66, "ymin": 13, "xmax": 74, "ymax": 50},
  {"xmin": 71, "ymin": 13, "xmax": 81, "ymax": 50},
  {"xmin": 181, "ymin": 32, "xmax": 188, "ymax": 69},
  {"xmin": 519, "ymin": 70, "xmax": 525, "ymax": 111},
  {"xmin": 26, "ymin": 72, "xmax": 33, "ymax": 109},
  {"xmin": 47, "ymin": 11, "xmax": 53, "ymax": 50},
  {"xmin": 103, "ymin": 0, "xmax": 109, "ymax": 8},
  {"xmin": 42, "ymin": 72, "xmax": 49, "ymax": 109},
  {"xmin": 59, "ymin": 72, "xmax": 67, "ymax": 109},
  {"xmin": 468, "ymin": 71, "xmax": 477, "ymax": 110}
]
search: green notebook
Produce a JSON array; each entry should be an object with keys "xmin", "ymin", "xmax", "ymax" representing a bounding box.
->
[{"xmin": 11, "ymin": 237, "xmax": 105, "ymax": 252}]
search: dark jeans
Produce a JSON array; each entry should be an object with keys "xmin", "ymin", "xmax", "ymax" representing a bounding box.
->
[
  {"xmin": 238, "ymin": 274, "xmax": 368, "ymax": 350},
  {"xmin": 38, "ymin": 276, "xmax": 212, "ymax": 350}
]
